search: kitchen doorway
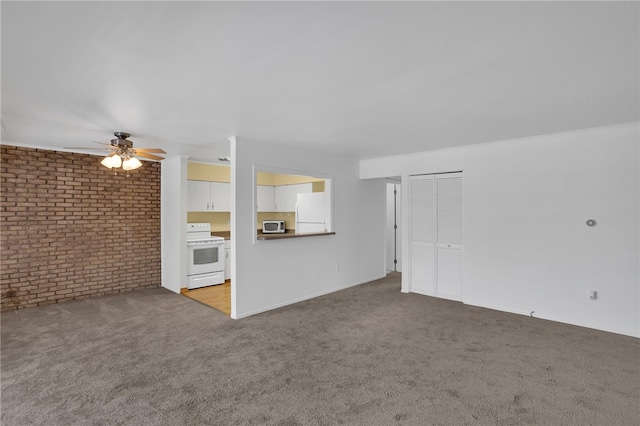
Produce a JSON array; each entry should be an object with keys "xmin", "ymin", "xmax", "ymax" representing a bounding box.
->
[
  {"xmin": 386, "ymin": 181, "xmax": 402, "ymax": 273},
  {"xmin": 181, "ymin": 282, "xmax": 231, "ymax": 315}
]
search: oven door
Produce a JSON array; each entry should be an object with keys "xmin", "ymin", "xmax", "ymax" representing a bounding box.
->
[{"xmin": 187, "ymin": 241, "xmax": 225, "ymax": 276}]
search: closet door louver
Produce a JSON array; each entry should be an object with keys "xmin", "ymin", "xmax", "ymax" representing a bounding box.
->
[
  {"xmin": 409, "ymin": 173, "xmax": 463, "ymax": 301},
  {"xmin": 436, "ymin": 174, "xmax": 463, "ymax": 300},
  {"xmin": 410, "ymin": 177, "xmax": 434, "ymax": 242},
  {"xmin": 409, "ymin": 176, "xmax": 435, "ymax": 295},
  {"xmin": 436, "ymin": 175, "xmax": 463, "ymax": 245}
]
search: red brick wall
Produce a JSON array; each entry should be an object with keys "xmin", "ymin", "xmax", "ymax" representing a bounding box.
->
[{"xmin": 1, "ymin": 145, "xmax": 161, "ymax": 311}]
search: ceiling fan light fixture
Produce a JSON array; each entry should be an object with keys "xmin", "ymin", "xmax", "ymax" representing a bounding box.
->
[
  {"xmin": 122, "ymin": 157, "xmax": 142, "ymax": 171},
  {"xmin": 100, "ymin": 156, "xmax": 113, "ymax": 169},
  {"xmin": 101, "ymin": 153, "xmax": 121, "ymax": 169},
  {"xmin": 111, "ymin": 154, "xmax": 122, "ymax": 168},
  {"xmin": 68, "ymin": 132, "xmax": 165, "ymax": 175}
]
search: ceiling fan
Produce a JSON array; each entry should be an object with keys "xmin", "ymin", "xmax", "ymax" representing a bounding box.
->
[{"xmin": 67, "ymin": 132, "xmax": 166, "ymax": 174}]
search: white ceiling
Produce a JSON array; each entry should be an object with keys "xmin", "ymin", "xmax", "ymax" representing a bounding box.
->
[{"xmin": 2, "ymin": 1, "xmax": 638, "ymax": 163}]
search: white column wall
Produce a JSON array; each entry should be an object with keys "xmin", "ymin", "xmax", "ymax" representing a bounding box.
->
[
  {"xmin": 161, "ymin": 155, "xmax": 188, "ymax": 293},
  {"xmin": 232, "ymin": 137, "xmax": 387, "ymax": 319},
  {"xmin": 361, "ymin": 123, "xmax": 640, "ymax": 337}
]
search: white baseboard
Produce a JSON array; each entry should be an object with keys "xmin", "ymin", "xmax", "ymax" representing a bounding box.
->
[
  {"xmin": 408, "ymin": 288, "xmax": 433, "ymax": 297},
  {"xmin": 232, "ymin": 273, "xmax": 386, "ymax": 320},
  {"xmin": 463, "ymin": 299, "xmax": 639, "ymax": 338}
]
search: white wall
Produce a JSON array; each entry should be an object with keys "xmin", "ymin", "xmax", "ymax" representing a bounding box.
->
[
  {"xmin": 232, "ymin": 137, "xmax": 387, "ymax": 319},
  {"xmin": 361, "ymin": 123, "xmax": 639, "ymax": 337},
  {"xmin": 161, "ymin": 155, "xmax": 188, "ymax": 293}
]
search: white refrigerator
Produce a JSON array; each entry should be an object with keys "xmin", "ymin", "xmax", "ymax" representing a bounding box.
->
[{"xmin": 295, "ymin": 192, "xmax": 326, "ymax": 233}]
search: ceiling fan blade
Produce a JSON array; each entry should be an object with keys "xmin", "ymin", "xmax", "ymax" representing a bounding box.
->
[
  {"xmin": 135, "ymin": 152, "xmax": 165, "ymax": 161},
  {"xmin": 64, "ymin": 147, "xmax": 112, "ymax": 150},
  {"xmin": 134, "ymin": 148, "xmax": 167, "ymax": 154},
  {"xmin": 65, "ymin": 141, "xmax": 113, "ymax": 150}
]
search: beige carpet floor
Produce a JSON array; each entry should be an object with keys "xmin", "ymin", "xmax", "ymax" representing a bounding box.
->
[{"xmin": 1, "ymin": 273, "xmax": 638, "ymax": 425}]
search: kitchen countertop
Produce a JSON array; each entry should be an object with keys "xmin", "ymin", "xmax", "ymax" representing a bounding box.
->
[
  {"xmin": 211, "ymin": 231, "xmax": 231, "ymax": 240},
  {"xmin": 256, "ymin": 230, "xmax": 335, "ymax": 240},
  {"xmin": 211, "ymin": 230, "xmax": 336, "ymax": 240}
]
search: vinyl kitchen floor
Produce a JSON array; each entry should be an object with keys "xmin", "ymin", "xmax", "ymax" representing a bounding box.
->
[{"xmin": 182, "ymin": 281, "xmax": 231, "ymax": 316}]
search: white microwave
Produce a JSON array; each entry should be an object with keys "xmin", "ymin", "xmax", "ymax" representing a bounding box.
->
[{"xmin": 263, "ymin": 220, "xmax": 285, "ymax": 233}]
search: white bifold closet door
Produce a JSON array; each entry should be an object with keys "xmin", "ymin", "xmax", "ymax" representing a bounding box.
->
[{"xmin": 409, "ymin": 173, "xmax": 462, "ymax": 301}]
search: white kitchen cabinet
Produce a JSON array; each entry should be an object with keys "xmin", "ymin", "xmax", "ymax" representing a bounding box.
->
[
  {"xmin": 274, "ymin": 186, "xmax": 287, "ymax": 212},
  {"xmin": 187, "ymin": 180, "xmax": 211, "ymax": 212},
  {"xmin": 274, "ymin": 183, "xmax": 312, "ymax": 212},
  {"xmin": 211, "ymin": 182, "xmax": 230, "ymax": 212},
  {"xmin": 257, "ymin": 185, "xmax": 275, "ymax": 212},
  {"xmin": 187, "ymin": 180, "xmax": 230, "ymax": 212}
]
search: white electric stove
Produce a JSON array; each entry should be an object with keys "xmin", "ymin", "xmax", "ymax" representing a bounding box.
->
[{"xmin": 186, "ymin": 223, "xmax": 225, "ymax": 289}]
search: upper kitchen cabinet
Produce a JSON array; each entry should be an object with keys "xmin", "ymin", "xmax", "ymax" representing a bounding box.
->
[
  {"xmin": 187, "ymin": 162, "xmax": 231, "ymax": 213},
  {"xmin": 211, "ymin": 182, "xmax": 230, "ymax": 211},
  {"xmin": 257, "ymin": 185, "xmax": 275, "ymax": 212},
  {"xmin": 187, "ymin": 180, "xmax": 230, "ymax": 212},
  {"xmin": 187, "ymin": 180, "xmax": 210, "ymax": 212},
  {"xmin": 273, "ymin": 186, "xmax": 287, "ymax": 212}
]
